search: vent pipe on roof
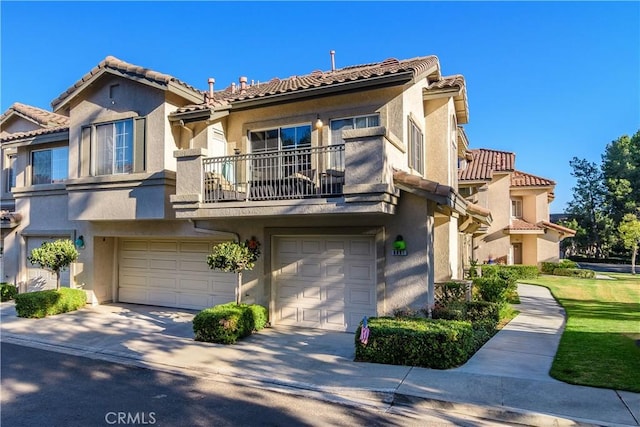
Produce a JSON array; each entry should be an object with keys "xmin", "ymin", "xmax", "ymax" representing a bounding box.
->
[
  {"xmin": 231, "ymin": 82, "xmax": 236, "ymax": 94},
  {"xmin": 330, "ymin": 50, "xmax": 336, "ymax": 71},
  {"xmin": 239, "ymin": 76, "xmax": 248, "ymax": 94},
  {"xmin": 207, "ymin": 78, "xmax": 215, "ymax": 103}
]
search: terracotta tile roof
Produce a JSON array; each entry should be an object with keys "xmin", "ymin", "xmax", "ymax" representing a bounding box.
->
[
  {"xmin": 393, "ymin": 169, "xmax": 452, "ymax": 198},
  {"xmin": 505, "ymin": 219, "xmax": 544, "ymax": 232},
  {"xmin": 174, "ymin": 55, "xmax": 441, "ymax": 115},
  {"xmin": 1, "ymin": 125, "xmax": 69, "ymax": 143},
  {"xmin": 0, "ymin": 210, "xmax": 22, "ymax": 228},
  {"xmin": 1, "ymin": 102, "xmax": 69, "ymax": 128},
  {"xmin": 466, "ymin": 202, "xmax": 491, "ymax": 217},
  {"xmin": 538, "ymin": 220, "xmax": 576, "ymax": 236},
  {"xmin": 511, "ymin": 170, "xmax": 555, "ymax": 187},
  {"xmin": 459, "ymin": 148, "xmax": 515, "ymax": 181},
  {"xmin": 426, "ymin": 74, "xmax": 465, "ymax": 91},
  {"xmin": 51, "ymin": 56, "xmax": 203, "ymax": 110}
]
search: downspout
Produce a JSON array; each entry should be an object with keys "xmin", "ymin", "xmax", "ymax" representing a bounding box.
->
[{"xmin": 189, "ymin": 219, "xmax": 240, "ymax": 242}]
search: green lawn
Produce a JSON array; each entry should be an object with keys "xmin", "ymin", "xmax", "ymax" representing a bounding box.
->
[{"xmin": 521, "ymin": 273, "xmax": 640, "ymax": 392}]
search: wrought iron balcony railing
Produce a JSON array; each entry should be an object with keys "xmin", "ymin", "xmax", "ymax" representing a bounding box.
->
[{"xmin": 202, "ymin": 145, "xmax": 345, "ymax": 203}]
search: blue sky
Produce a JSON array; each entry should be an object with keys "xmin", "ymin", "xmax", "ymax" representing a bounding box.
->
[{"xmin": 2, "ymin": 1, "xmax": 638, "ymax": 212}]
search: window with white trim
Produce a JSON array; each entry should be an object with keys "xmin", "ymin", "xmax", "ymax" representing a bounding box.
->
[
  {"xmin": 6, "ymin": 154, "xmax": 16, "ymax": 192},
  {"xmin": 511, "ymin": 198, "xmax": 523, "ymax": 218},
  {"xmin": 82, "ymin": 117, "xmax": 146, "ymax": 177},
  {"xmin": 31, "ymin": 147, "xmax": 68, "ymax": 185},
  {"xmin": 249, "ymin": 124, "xmax": 312, "ymax": 179},
  {"xmin": 330, "ymin": 114, "xmax": 379, "ymax": 145},
  {"xmin": 408, "ymin": 117, "xmax": 424, "ymax": 174}
]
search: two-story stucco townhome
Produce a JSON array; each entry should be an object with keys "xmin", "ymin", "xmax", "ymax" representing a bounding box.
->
[
  {"xmin": 458, "ymin": 148, "xmax": 575, "ymax": 266},
  {"xmin": 1, "ymin": 54, "xmax": 491, "ymax": 331}
]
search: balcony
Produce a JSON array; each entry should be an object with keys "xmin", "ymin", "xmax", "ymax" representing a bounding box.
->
[
  {"xmin": 171, "ymin": 126, "xmax": 401, "ymax": 218},
  {"xmin": 202, "ymin": 145, "xmax": 345, "ymax": 203}
]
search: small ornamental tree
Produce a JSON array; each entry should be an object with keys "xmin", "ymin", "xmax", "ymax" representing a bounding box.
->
[
  {"xmin": 207, "ymin": 238, "xmax": 260, "ymax": 305},
  {"xmin": 618, "ymin": 213, "xmax": 640, "ymax": 274},
  {"xmin": 28, "ymin": 239, "xmax": 79, "ymax": 290}
]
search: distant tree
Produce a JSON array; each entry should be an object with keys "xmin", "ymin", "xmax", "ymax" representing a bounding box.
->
[
  {"xmin": 618, "ymin": 213, "xmax": 640, "ymax": 274},
  {"xmin": 566, "ymin": 157, "xmax": 613, "ymax": 258},
  {"xmin": 602, "ymin": 131, "xmax": 640, "ymax": 225},
  {"xmin": 28, "ymin": 239, "xmax": 79, "ymax": 290}
]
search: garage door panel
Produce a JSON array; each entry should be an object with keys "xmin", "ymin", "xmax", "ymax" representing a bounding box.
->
[
  {"xmin": 119, "ymin": 239, "xmax": 234, "ymax": 310},
  {"xmin": 150, "ymin": 258, "xmax": 178, "ymax": 270},
  {"xmin": 274, "ymin": 235, "xmax": 376, "ymax": 332}
]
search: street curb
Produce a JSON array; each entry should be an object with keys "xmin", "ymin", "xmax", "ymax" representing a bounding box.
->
[{"xmin": 3, "ymin": 333, "xmax": 630, "ymax": 427}]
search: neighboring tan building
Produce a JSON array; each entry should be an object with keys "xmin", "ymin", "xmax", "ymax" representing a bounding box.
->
[
  {"xmin": 458, "ymin": 148, "xmax": 575, "ymax": 266},
  {"xmin": 0, "ymin": 54, "xmax": 490, "ymax": 331}
]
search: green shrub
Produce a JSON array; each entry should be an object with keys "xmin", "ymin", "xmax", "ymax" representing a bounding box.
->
[
  {"xmin": 473, "ymin": 277, "xmax": 510, "ymax": 304},
  {"xmin": 471, "ymin": 319, "xmax": 498, "ymax": 351},
  {"xmin": 437, "ymin": 281, "xmax": 469, "ymax": 304},
  {"xmin": 481, "ymin": 265, "xmax": 539, "ymax": 281},
  {"xmin": 193, "ymin": 302, "xmax": 268, "ymax": 344},
  {"xmin": 431, "ymin": 301, "xmax": 467, "ymax": 321},
  {"xmin": 1, "ymin": 283, "xmax": 18, "ymax": 302},
  {"xmin": 354, "ymin": 317, "xmax": 475, "ymax": 369},
  {"xmin": 541, "ymin": 260, "xmax": 578, "ymax": 274},
  {"xmin": 15, "ymin": 288, "xmax": 86, "ymax": 318},
  {"xmin": 552, "ymin": 268, "xmax": 596, "ymax": 279},
  {"xmin": 465, "ymin": 301, "xmax": 500, "ymax": 324}
]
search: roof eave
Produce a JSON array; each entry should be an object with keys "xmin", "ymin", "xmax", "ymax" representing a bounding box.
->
[
  {"xmin": 169, "ymin": 108, "xmax": 231, "ymax": 124},
  {"xmin": 1, "ymin": 130, "xmax": 69, "ymax": 147}
]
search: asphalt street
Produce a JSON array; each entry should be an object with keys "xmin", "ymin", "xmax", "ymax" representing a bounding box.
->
[{"xmin": 1, "ymin": 343, "xmax": 510, "ymax": 427}]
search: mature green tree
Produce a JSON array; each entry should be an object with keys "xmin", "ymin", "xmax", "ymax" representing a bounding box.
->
[
  {"xmin": 602, "ymin": 131, "xmax": 640, "ymax": 225},
  {"xmin": 566, "ymin": 157, "xmax": 614, "ymax": 258},
  {"xmin": 28, "ymin": 239, "xmax": 79, "ymax": 290},
  {"xmin": 618, "ymin": 213, "xmax": 640, "ymax": 274}
]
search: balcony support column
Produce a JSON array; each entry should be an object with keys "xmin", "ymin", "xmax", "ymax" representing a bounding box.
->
[{"xmin": 172, "ymin": 148, "xmax": 208, "ymax": 205}]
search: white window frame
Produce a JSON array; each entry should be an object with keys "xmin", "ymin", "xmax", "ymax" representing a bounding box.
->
[
  {"xmin": 329, "ymin": 114, "xmax": 379, "ymax": 146},
  {"xmin": 511, "ymin": 198, "xmax": 523, "ymax": 219},
  {"xmin": 6, "ymin": 153, "xmax": 16, "ymax": 192},
  {"xmin": 408, "ymin": 117, "xmax": 424, "ymax": 174},
  {"xmin": 94, "ymin": 119, "xmax": 134, "ymax": 176},
  {"xmin": 31, "ymin": 147, "xmax": 68, "ymax": 185}
]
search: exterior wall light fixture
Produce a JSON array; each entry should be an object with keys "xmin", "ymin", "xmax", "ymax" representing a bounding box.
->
[
  {"xmin": 75, "ymin": 235, "xmax": 85, "ymax": 249},
  {"xmin": 315, "ymin": 115, "xmax": 323, "ymax": 130}
]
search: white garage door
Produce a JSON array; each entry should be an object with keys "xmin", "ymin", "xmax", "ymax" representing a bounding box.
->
[
  {"xmin": 118, "ymin": 239, "xmax": 236, "ymax": 310},
  {"xmin": 274, "ymin": 235, "xmax": 377, "ymax": 332},
  {"xmin": 27, "ymin": 237, "xmax": 71, "ymax": 292}
]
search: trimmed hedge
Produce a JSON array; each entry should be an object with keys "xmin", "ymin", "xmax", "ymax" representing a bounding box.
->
[
  {"xmin": 473, "ymin": 277, "xmax": 511, "ymax": 304},
  {"xmin": 552, "ymin": 268, "xmax": 596, "ymax": 279},
  {"xmin": 1, "ymin": 283, "xmax": 18, "ymax": 302},
  {"xmin": 431, "ymin": 300, "xmax": 499, "ymax": 325},
  {"xmin": 541, "ymin": 260, "xmax": 578, "ymax": 274},
  {"xmin": 15, "ymin": 288, "xmax": 87, "ymax": 318},
  {"xmin": 481, "ymin": 265, "xmax": 539, "ymax": 282},
  {"xmin": 193, "ymin": 302, "xmax": 268, "ymax": 344},
  {"xmin": 354, "ymin": 317, "xmax": 475, "ymax": 369}
]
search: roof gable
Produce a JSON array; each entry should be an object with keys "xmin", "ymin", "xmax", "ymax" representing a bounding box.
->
[
  {"xmin": 51, "ymin": 56, "xmax": 204, "ymax": 111},
  {"xmin": 1, "ymin": 102, "xmax": 69, "ymax": 129},
  {"xmin": 459, "ymin": 148, "xmax": 515, "ymax": 181}
]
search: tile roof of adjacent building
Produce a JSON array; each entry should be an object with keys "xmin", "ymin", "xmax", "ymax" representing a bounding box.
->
[
  {"xmin": 538, "ymin": 220, "xmax": 577, "ymax": 236},
  {"xmin": 458, "ymin": 148, "xmax": 515, "ymax": 181},
  {"xmin": 505, "ymin": 219, "xmax": 544, "ymax": 231},
  {"xmin": 0, "ymin": 125, "xmax": 69, "ymax": 143},
  {"xmin": 0, "ymin": 102, "xmax": 69, "ymax": 128},
  {"xmin": 511, "ymin": 170, "xmax": 555, "ymax": 187},
  {"xmin": 51, "ymin": 56, "xmax": 203, "ymax": 110},
  {"xmin": 174, "ymin": 55, "xmax": 441, "ymax": 114}
]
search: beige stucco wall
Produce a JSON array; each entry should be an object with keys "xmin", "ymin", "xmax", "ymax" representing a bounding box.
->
[
  {"xmin": 476, "ymin": 173, "xmax": 511, "ymax": 264},
  {"xmin": 2, "ymin": 116, "xmax": 41, "ymax": 134}
]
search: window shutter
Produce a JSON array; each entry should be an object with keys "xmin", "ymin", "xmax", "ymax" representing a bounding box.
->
[
  {"xmin": 80, "ymin": 126, "xmax": 91, "ymax": 177},
  {"xmin": 133, "ymin": 117, "xmax": 146, "ymax": 173}
]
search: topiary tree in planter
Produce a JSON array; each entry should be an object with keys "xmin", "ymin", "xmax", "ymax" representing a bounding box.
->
[
  {"xmin": 206, "ymin": 238, "xmax": 260, "ymax": 305},
  {"xmin": 28, "ymin": 239, "xmax": 79, "ymax": 290}
]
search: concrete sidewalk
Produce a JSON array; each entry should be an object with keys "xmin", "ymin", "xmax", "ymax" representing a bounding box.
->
[{"xmin": 1, "ymin": 284, "xmax": 638, "ymax": 426}]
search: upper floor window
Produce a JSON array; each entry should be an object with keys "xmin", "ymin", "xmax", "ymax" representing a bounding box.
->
[
  {"xmin": 330, "ymin": 114, "xmax": 379, "ymax": 145},
  {"xmin": 96, "ymin": 119, "xmax": 133, "ymax": 175},
  {"xmin": 250, "ymin": 125, "xmax": 311, "ymax": 153},
  {"xmin": 82, "ymin": 117, "xmax": 145, "ymax": 177},
  {"xmin": 6, "ymin": 154, "xmax": 16, "ymax": 192},
  {"xmin": 511, "ymin": 198, "xmax": 523, "ymax": 218},
  {"xmin": 31, "ymin": 147, "xmax": 68, "ymax": 185},
  {"xmin": 408, "ymin": 117, "xmax": 424, "ymax": 174}
]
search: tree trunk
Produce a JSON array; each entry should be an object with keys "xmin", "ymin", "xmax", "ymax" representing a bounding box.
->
[
  {"xmin": 56, "ymin": 271, "xmax": 61, "ymax": 290},
  {"xmin": 236, "ymin": 271, "xmax": 242, "ymax": 305},
  {"xmin": 632, "ymin": 247, "xmax": 637, "ymax": 275}
]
